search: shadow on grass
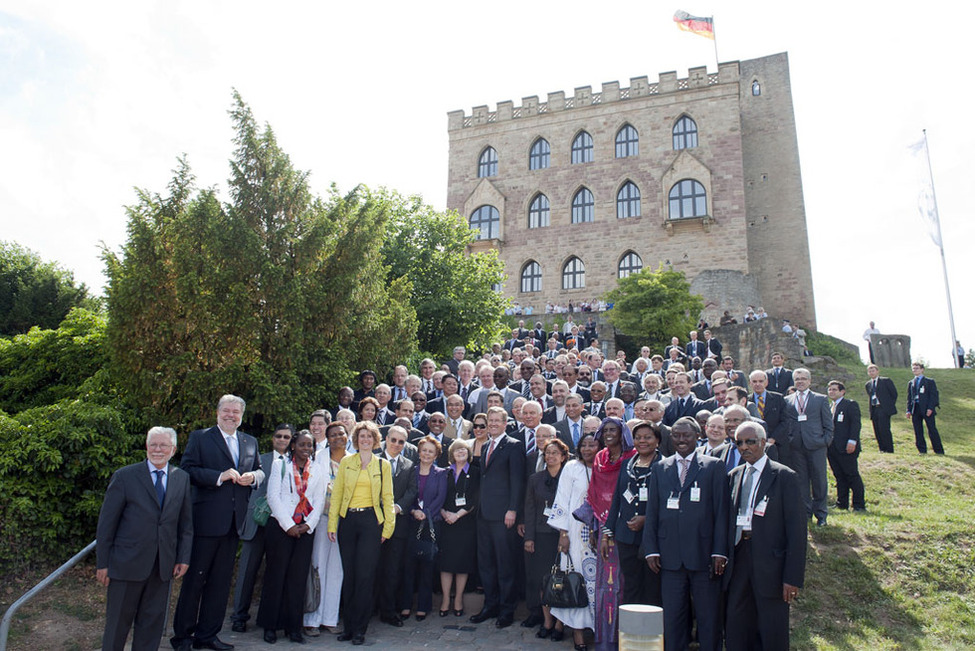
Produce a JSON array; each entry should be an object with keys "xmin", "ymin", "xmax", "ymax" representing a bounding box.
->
[
  {"xmin": 791, "ymin": 523, "xmax": 925, "ymax": 651},
  {"xmin": 951, "ymin": 455, "xmax": 975, "ymax": 472}
]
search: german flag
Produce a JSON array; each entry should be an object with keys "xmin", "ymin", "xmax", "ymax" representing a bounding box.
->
[{"xmin": 674, "ymin": 10, "xmax": 714, "ymax": 40}]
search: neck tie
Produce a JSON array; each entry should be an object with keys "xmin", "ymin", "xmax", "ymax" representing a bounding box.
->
[
  {"xmin": 526, "ymin": 429, "xmax": 536, "ymax": 456},
  {"xmin": 572, "ymin": 422, "xmax": 581, "ymax": 447},
  {"xmin": 679, "ymin": 458, "xmax": 689, "ymax": 487},
  {"xmin": 522, "ymin": 382, "xmax": 531, "ymax": 398},
  {"xmin": 226, "ymin": 435, "xmax": 239, "ymax": 466},
  {"xmin": 735, "ymin": 466, "xmax": 756, "ymax": 544},
  {"xmin": 726, "ymin": 446, "xmax": 738, "ymax": 471},
  {"xmin": 461, "ymin": 386, "xmax": 468, "ymax": 401},
  {"xmin": 153, "ymin": 469, "xmax": 166, "ymax": 507},
  {"xmin": 485, "ymin": 438, "xmax": 497, "ymax": 465},
  {"xmin": 757, "ymin": 394, "xmax": 766, "ymax": 418}
]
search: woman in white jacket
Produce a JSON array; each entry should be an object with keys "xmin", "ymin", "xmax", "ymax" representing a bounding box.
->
[{"xmin": 257, "ymin": 429, "xmax": 326, "ymax": 644}]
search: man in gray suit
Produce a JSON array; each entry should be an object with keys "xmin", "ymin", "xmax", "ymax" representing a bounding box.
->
[
  {"xmin": 783, "ymin": 368, "xmax": 833, "ymax": 526},
  {"xmin": 96, "ymin": 427, "xmax": 193, "ymax": 651}
]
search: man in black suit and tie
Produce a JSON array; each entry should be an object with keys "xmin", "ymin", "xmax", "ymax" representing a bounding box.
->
[
  {"xmin": 721, "ymin": 356, "xmax": 748, "ymax": 389},
  {"xmin": 377, "ymin": 426, "xmax": 418, "ymax": 627},
  {"xmin": 783, "ymin": 369, "xmax": 832, "ymax": 527},
  {"xmin": 663, "ymin": 372, "xmax": 704, "ymax": 426},
  {"xmin": 724, "ymin": 422, "xmax": 806, "ymax": 651},
  {"xmin": 765, "ymin": 352, "xmax": 794, "ymax": 395},
  {"xmin": 172, "ymin": 395, "xmax": 264, "ymax": 651},
  {"xmin": 906, "ymin": 361, "xmax": 944, "ymax": 454},
  {"xmin": 864, "ymin": 364, "xmax": 898, "ymax": 453},
  {"xmin": 585, "ymin": 381, "xmax": 608, "ymax": 419},
  {"xmin": 554, "ymin": 394, "xmax": 586, "ymax": 451},
  {"xmin": 643, "ymin": 417, "xmax": 730, "ymax": 651},
  {"xmin": 685, "ymin": 330, "xmax": 707, "ymax": 362},
  {"xmin": 691, "ymin": 359, "xmax": 719, "ymax": 400},
  {"xmin": 748, "ymin": 370, "xmax": 792, "ymax": 467},
  {"xmin": 97, "ymin": 427, "xmax": 193, "ymax": 651},
  {"xmin": 601, "ymin": 360, "xmax": 633, "ymax": 401},
  {"xmin": 825, "ymin": 381, "xmax": 865, "ymax": 511},
  {"xmin": 471, "ymin": 406, "xmax": 526, "ymax": 629},
  {"xmin": 703, "ymin": 329, "xmax": 722, "ymax": 360}
]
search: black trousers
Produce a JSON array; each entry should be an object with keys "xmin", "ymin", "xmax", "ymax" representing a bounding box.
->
[
  {"xmin": 911, "ymin": 411, "xmax": 944, "ymax": 454},
  {"xmin": 725, "ymin": 539, "xmax": 790, "ymax": 650},
  {"xmin": 870, "ymin": 410, "xmax": 895, "ymax": 453},
  {"xmin": 661, "ymin": 566, "xmax": 722, "ymax": 651},
  {"xmin": 525, "ymin": 530, "xmax": 559, "ymax": 611},
  {"xmin": 826, "ymin": 449, "xmax": 865, "ymax": 509},
  {"xmin": 338, "ymin": 511, "xmax": 382, "ymax": 636},
  {"xmin": 257, "ymin": 522, "xmax": 314, "ymax": 634},
  {"xmin": 617, "ymin": 539, "xmax": 662, "ymax": 607},
  {"xmin": 103, "ymin": 558, "xmax": 169, "ymax": 651},
  {"xmin": 477, "ymin": 517, "xmax": 518, "ymax": 618},
  {"xmin": 377, "ymin": 534, "xmax": 407, "ymax": 617},
  {"xmin": 231, "ymin": 525, "xmax": 266, "ymax": 624},
  {"xmin": 172, "ymin": 529, "xmax": 238, "ymax": 645}
]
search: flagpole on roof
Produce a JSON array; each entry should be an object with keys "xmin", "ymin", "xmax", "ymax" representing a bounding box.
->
[{"xmin": 712, "ymin": 15, "xmax": 719, "ymax": 68}]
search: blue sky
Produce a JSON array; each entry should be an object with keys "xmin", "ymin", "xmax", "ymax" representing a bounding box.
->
[{"xmin": 2, "ymin": 1, "xmax": 972, "ymax": 366}]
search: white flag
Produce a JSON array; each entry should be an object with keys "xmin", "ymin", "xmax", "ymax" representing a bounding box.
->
[{"xmin": 909, "ymin": 137, "xmax": 942, "ymax": 249}]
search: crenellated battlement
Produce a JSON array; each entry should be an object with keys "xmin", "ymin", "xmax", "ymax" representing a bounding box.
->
[{"xmin": 448, "ymin": 61, "xmax": 740, "ymax": 130}]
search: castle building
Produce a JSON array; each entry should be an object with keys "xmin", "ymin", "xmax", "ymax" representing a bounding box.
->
[{"xmin": 446, "ymin": 52, "xmax": 817, "ymax": 329}]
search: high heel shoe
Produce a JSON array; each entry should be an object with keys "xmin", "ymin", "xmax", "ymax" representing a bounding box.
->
[
  {"xmin": 453, "ymin": 609, "xmax": 464, "ymax": 617},
  {"xmin": 439, "ymin": 609, "xmax": 449, "ymax": 617}
]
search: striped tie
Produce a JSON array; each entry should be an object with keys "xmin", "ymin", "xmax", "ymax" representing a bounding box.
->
[
  {"xmin": 757, "ymin": 394, "xmax": 766, "ymax": 418},
  {"xmin": 679, "ymin": 458, "xmax": 689, "ymax": 487}
]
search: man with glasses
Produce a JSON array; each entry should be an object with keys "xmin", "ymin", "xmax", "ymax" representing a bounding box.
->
[
  {"xmin": 724, "ymin": 422, "xmax": 806, "ymax": 651},
  {"xmin": 784, "ymin": 368, "xmax": 832, "ymax": 527},
  {"xmin": 377, "ymin": 426, "xmax": 418, "ymax": 627}
]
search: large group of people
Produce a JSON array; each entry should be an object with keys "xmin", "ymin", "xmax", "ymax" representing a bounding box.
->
[{"xmin": 95, "ymin": 323, "xmax": 944, "ymax": 651}]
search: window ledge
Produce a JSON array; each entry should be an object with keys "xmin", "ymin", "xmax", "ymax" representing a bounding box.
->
[{"xmin": 664, "ymin": 215, "xmax": 713, "ymax": 235}]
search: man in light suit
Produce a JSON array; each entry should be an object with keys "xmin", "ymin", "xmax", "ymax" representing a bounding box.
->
[
  {"xmin": 231, "ymin": 426, "xmax": 293, "ymax": 632},
  {"xmin": 377, "ymin": 426, "xmax": 418, "ymax": 627},
  {"xmin": 172, "ymin": 395, "xmax": 263, "ymax": 651},
  {"xmin": 443, "ymin": 394, "xmax": 473, "ymax": 442},
  {"xmin": 783, "ymin": 369, "xmax": 832, "ymax": 527},
  {"xmin": 906, "ymin": 361, "xmax": 944, "ymax": 455},
  {"xmin": 864, "ymin": 364, "xmax": 898, "ymax": 453},
  {"xmin": 765, "ymin": 352, "xmax": 794, "ymax": 395},
  {"xmin": 471, "ymin": 406, "xmax": 526, "ymax": 629},
  {"xmin": 825, "ymin": 381, "xmax": 865, "ymax": 511},
  {"xmin": 97, "ymin": 427, "xmax": 193, "ymax": 651},
  {"xmin": 643, "ymin": 417, "xmax": 730, "ymax": 651},
  {"xmin": 724, "ymin": 422, "xmax": 806, "ymax": 651}
]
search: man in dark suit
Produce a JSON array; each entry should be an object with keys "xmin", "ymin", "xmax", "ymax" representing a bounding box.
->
[
  {"xmin": 585, "ymin": 381, "xmax": 608, "ymax": 419},
  {"xmin": 377, "ymin": 426, "xmax": 418, "ymax": 627},
  {"xmin": 471, "ymin": 406, "xmax": 526, "ymax": 629},
  {"xmin": 691, "ymin": 359, "xmax": 719, "ymax": 400},
  {"xmin": 685, "ymin": 330, "xmax": 707, "ymax": 362},
  {"xmin": 721, "ymin": 356, "xmax": 748, "ymax": 389},
  {"xmin": 748, "ymin": 370, "xmax": 792, "ymax": 468},
  {"xmin": 825, "ymin": 381, "xmax": 865, "ymax": 511},
  {"xmin": 724, "ymin": 421, "xmax": 806, "ymax": 651},
  {"xmin": 97, "ymin": 427, "xmax": 193, "ymax": 651},
  {"xmin": 864, "ymin": 364, "xmax": 898, "ymax": 453},
  {"xmin": 765, "ymin": 352, "xmax": 794, "ymax": 395},
  {"xmin": 783, "ymin": 369, "xmax": 832, "ymax": 526},
  {"xmin": 172, "ymin": 395, "xmax": 263, "ymax": 651},
  {"xmin": 703, "ymin": 329, "xmax": 722, "ymax": 360},
  {"xmin": 643, "ymin": 417, "xmax": 730, "ymax": 651},
  {"xmin": 554, "ymin": 393, "xmax": 586, "ymax": 451},
  {"xmin": 906, "ymin": 361, "xmax": 944, "ymax": 454},
  {"xmin": 532, "ymin": 322, "xmax": 547, "ymax": 348},
  {"xmin": 231, "ymin": 427, "xmax": 293, "ymax": 632},
  {"xmin": 560, "ymin": 364, "xmax": 591, "ymax": 403},
  {"xmin": 663, "ymin": 372, "xmax": 704, "ymax": 426},
  {"xmin": 700, "ymin": 378, "xmax": 730, "ymax": 413}
]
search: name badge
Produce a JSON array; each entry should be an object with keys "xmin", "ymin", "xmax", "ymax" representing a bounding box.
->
[
  {"xmin": 667, "ymin": 495, "xmax": 680, "ymax": 510},
  {"xmin": 690, "ymin": 485, "xmax": 701, "ymax": 502},
  {"xmin": 455, "ymin": 496, "xmax": 466, "ymax": 507},
  {"xmin": 837, "ymin": 413, "xmax": 844, "ymax": 422},
  {"xmin": 639, "ymin": 486, "xmax": 649, "ymax": 501},
  {"xmin": 624, "ymin": 488, "xmax": 635, "ymax": 504},
  {"xmin": 543, "ymin": 506, "xmax": 554, "ymax": 518},
  {"xmin": 919, "ymin": 386, "xmax": 925, "ymax": 394},
  {"xmin": 798, "ymin": 414, "xmax": 808, "ymax": 422},
  {"xmin": 754, "ymin": 497, "xmax": 768, "ymax": 517},
  {"xmin": 736, "ymin": 514, "xmax": 752, "ymax": 527}
]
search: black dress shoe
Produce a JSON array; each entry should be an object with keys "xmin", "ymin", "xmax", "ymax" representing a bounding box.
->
[
  {"xmin": 380, "ymin": 614, "xmax": 403, "ymax": 627},
  {"xmin": 469, "ymin": 609, "xmax": 498, "ymax": 623},
  {"xmin": 415, "ymin": 613, "xmax": 426, "ymax": 621},
  {"xmin": 352, "ymin": 635, "xmax": 365, "ymax": 646},
  {"xmin": 194, "ymin": 639, "xmax": 234, "ymax": 651},
  {"xmin": 521, "ymin": 613, "xmax": 543, "ymax": 628},
  {"xmin": 231, "ymin": 621, "xmax": 246, "ymax": 633},
  {"xmin": 816, "ymin": 516, "xmax": 828, "ymax": 527},
  {"xmin": 550, "ymin": 628, "xmax": 565, "ymax": 642},
  {"xmin": 287, "ymin": 632, "xmax": 305, "ymax": 644},
  {"xmin": 496, "ymin": 614, "xmax": 514, "ymax": 628},
  {"xmin": 336, "ymin": 631, "xmax": 354, "ymax": 642},
  {"xmin": 536, "ymin": 626, "xmax": 552, "ymax": 639},
  {"xmin": 263, "ymin": 630, "xmax": 277, "ymax": 644}
]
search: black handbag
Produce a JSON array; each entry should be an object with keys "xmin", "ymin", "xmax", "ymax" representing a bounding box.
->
[
  {"xmin": 542, "ymin": 552, "xmax": 588, "ymax": 608},
  {"xmin": 412, "ymin": 518, "xmax": 438, "ymax": 562}
]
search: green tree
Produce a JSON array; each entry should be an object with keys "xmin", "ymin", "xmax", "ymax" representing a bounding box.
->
[
  {"xmin": 0, "ymin": 241, "xmax": 96, "ymax": 335},
  {"xmin": 103, "ymin": 93, "xmax": 417, "ymax": 433},
  {"xmin": 378, "ymin": 189, "xmax": 507, "ymax": 359},
  {"xmin": 604, "ymin": 265, "xmax": 704, "ymax": 353}
]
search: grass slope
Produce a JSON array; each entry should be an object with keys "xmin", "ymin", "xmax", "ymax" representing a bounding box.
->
[{"xmin": 792, "ymin": 366, "xmax": 975, "ymax": 650}]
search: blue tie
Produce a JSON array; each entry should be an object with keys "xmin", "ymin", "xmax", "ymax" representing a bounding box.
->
[
  {"xmin": 153, "ymin": 469, "xmax": 166, "ymax": 508},
  {"xmin": 572, "ymin": 422, "xmax": 581, "ymax": 447}
]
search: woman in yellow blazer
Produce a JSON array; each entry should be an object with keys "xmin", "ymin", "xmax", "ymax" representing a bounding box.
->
[{"xmin": 327, "ymin": 421, "xmax": 394, "ymax": 646}]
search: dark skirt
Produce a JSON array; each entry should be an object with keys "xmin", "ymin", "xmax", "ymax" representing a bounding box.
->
[{"xmin": 439, "ymin": 513, "xmax": 477, "ymax": 574}]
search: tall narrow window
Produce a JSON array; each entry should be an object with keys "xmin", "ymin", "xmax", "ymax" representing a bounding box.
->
[
  {"xmin": 616, "ymin": 182, "xmax": 641, "ymax": 219},
  {"xmin": 668, "ymin": 180, "xmax": 708, "ymax": 219},
  {"xmin": 521, "ymin": 261, "xmax": 542, "ymax": 292},
  {"xmin": 562, "ymin": 257, "xmax": 586, "ymax": 289},
  {"xmin": 469, "ymin": 205, "xmax": 500, "ymax": 239},
  {"xmin": 528, "ymin": 194, "xmax": 550, "ymax": 228},
  {"xmin": 615, "ymin": 124, "xmax": 639, "ymax": 158},
  {"xmin": 571, "ymin": 188, "xmax": 594, "ymax": 223},
  {"xmin": 529, "ymin": 138, "xmax": 551, "ymax": 170},
  {"xmin": 618, "ymin": 251, "xmax": 643, "ymax": 278},
  {"xmin": 571, "ymin": 131, "xmax": 593, "ymax": 164},
  {"xmin": 672, "ymin": 116, "xmax": 698, "ymax": 150},
  {"xmin": 478, "ymin": 147, "xmax": 498, "ymax": 177}
]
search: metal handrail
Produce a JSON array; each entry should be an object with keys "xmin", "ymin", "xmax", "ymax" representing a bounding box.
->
[{"xmin": 0, "ymin": 540, "xmax": 96, "ymax": 651}]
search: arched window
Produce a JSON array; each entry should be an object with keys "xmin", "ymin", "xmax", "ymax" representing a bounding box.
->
[
  {"xmin": 616, "ymin": 181, "xmax": 641, "ymax": 218},
  {"xmin": 562, "ymin": 257, "xmax": 586, "ymax": 289},
  {"xmin": 571, "ymin": 188, "xmax": 594, "ymax": 223},
  {"xmin": 528, "ymin": 194, "xmax": 550, "ymax": 228},
  {"xmin": 478, "ymin": 147, "xmax": 498, "ymax": 177},
  {"xmin": 672, "ymin": 116, "xmax": 698, "ymax": 150},
  {"xmin": 668, "ymin": 180, "xmax": 708, "ymax": 219},
  {"xmin": 529, "ymin": 138, "xmax": 551, "ymax": 170},
  {"xmin": 615, "ymin": 124, "xmax": 639, "ymax": 158},
  {"xmin": 571, "ymin": 131, "xmax": 593, "ymax": 164},
  {"xmin": 521, "ymin": 261, "xmax": 542, "ymax": 292},
  {"xmin": 469, "ymin": 205, "xmax": 500, "ymax": 239},
  {"xmin": 618, "ymin": 251, "xmax": 643, "ymax": 278},
  {"xmin": 752, "ymin": 80, "xmax": 761, "ymax": 96}
]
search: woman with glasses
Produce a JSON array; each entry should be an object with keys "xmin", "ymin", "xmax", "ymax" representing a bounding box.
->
[
  {"xmin": 401, "ymin": 436, "xmax": 447, "ymax": 621},
  {"xmin": 303, "ymin": 422, "xmax": 349, "ymax": 636},
  {"xmin": 438, "ymin": 439, "xmax": 479, "ymax": 617}
]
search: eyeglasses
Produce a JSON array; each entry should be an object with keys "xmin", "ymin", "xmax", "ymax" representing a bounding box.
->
[
  {"xmin": 735, "ymin": 438, "xmax": 760, "ymax": 447},
  {"xmin": 387, "ymin": 439, "xmax": 405, "ymax": 446},
  {"xmin": 472, "ymin": 424, "xmax": 487, "ymax": 429},
  {"xmin": 272, "ymin": 434, "xmax": 292, "ymax": 440}
]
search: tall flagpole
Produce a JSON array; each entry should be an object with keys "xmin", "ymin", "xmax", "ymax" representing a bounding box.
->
[
  {"xmin": 712, "ymin": 15, "xmax": 720, "ymax": 68},
  {"xmin": 921, "ymin": 129, "xmax": 959, "ymax": 367}
]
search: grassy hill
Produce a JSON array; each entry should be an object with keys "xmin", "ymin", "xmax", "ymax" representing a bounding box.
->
[{"xmin": 792, "ymin": 365, "xmax": 975, "ymax": 650}]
